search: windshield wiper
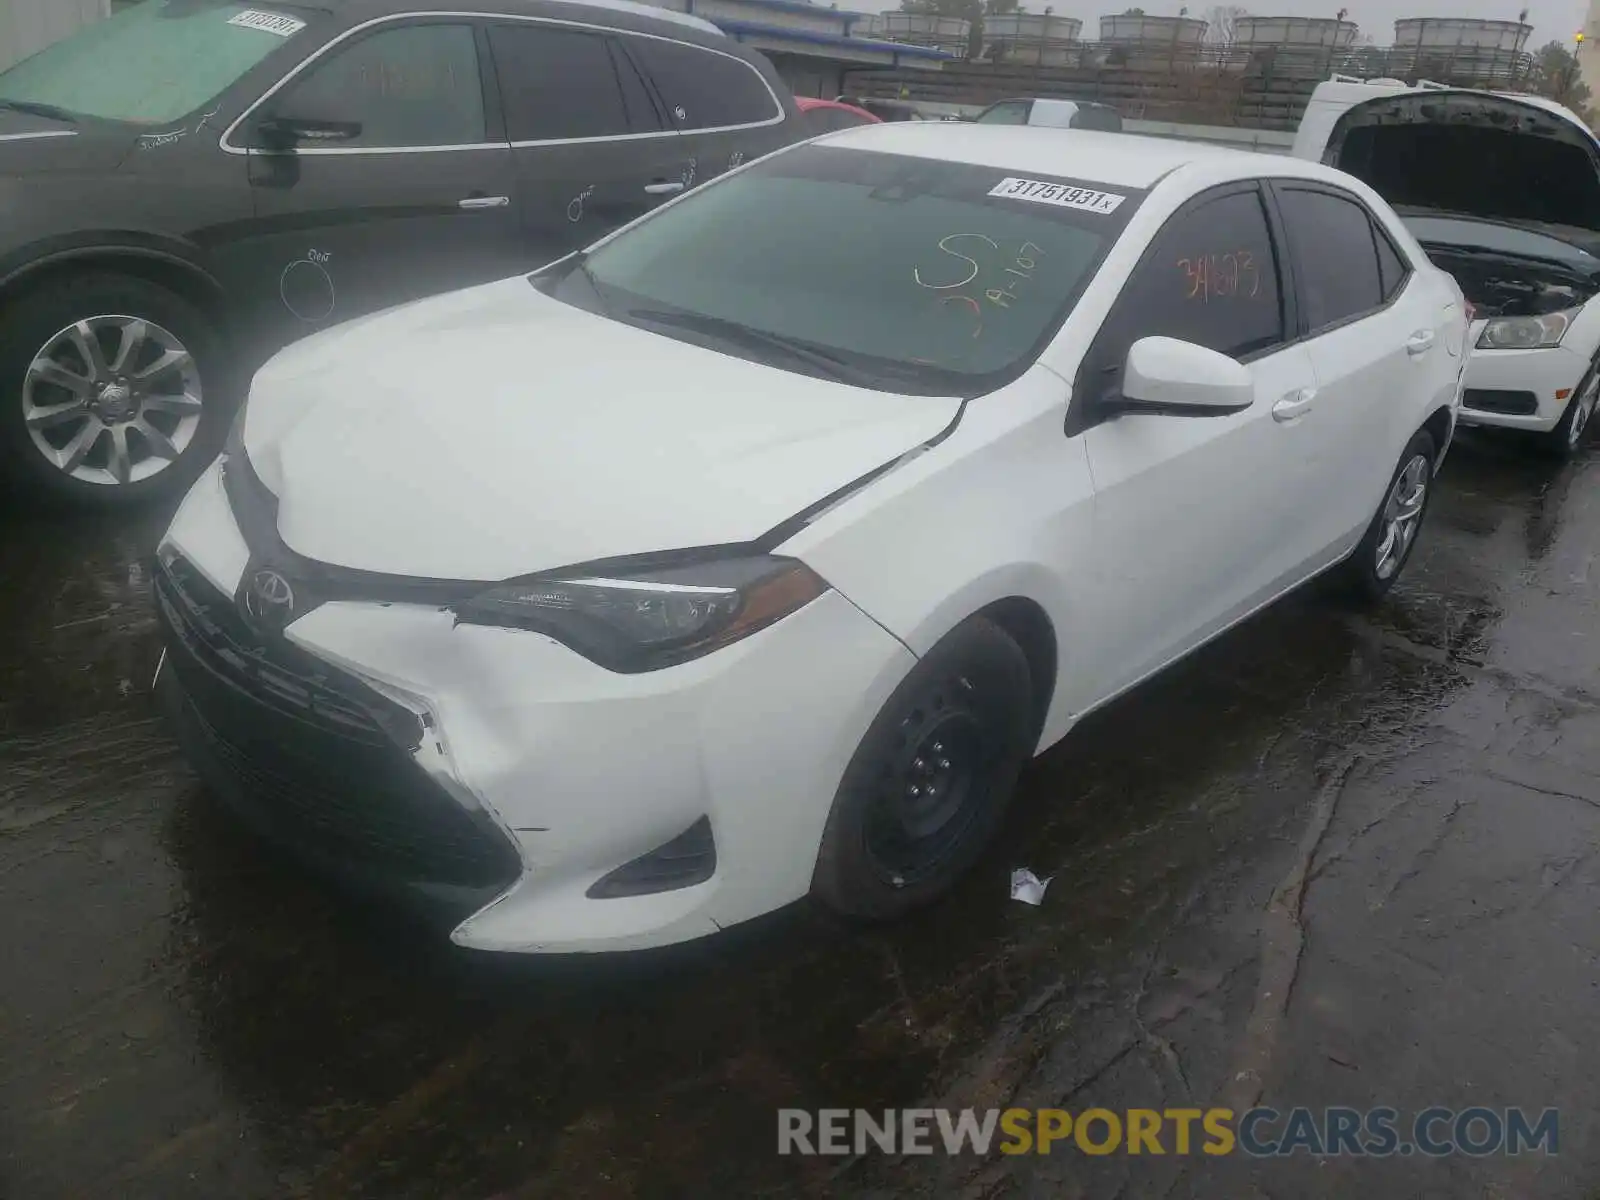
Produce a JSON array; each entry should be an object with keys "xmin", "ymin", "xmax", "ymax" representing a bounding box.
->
[
  {"xmin": 0, "ymin": 99, "xmax": 78, "ymax": 123},
  {"xmin": 625, "ymin": 307, "xmax": 879, "ymax": 387}
]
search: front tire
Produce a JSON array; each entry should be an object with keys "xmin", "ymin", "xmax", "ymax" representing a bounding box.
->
[
  {"xmin": 1337, "ymin": 429, "xmax": 1437, "ymax": 605},
  {"xmin": 812, "ymin": 616, "xmax": 1035, "ymax": 921},
  {"xmin": 1538, "ymin": 361, "xmax": 1598, "ymax": 460},
  {"xmin": 0, "ymin": 272, "xmax": 231, "ymax": 507}
]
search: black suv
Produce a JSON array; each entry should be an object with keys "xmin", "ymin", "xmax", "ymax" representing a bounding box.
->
[{"xmin": 0, "ymin": 0, "xmax": 801, "ymax": 505}]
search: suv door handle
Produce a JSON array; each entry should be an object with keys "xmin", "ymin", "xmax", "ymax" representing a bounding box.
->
[
  {"xmin": 644, "ymin": 180, "xmax": 685, "ymax": 196},
  {"xmin": 1272, "ymin": 387, "xmax": 1316, "ymax": 423},
  {"xmin": 458, "ymin": 195, "xmax": 509, "ymax": 209},
  {"xmin": 1406, "ymin": 329, "xmax": 1436, "ymax": 356}
]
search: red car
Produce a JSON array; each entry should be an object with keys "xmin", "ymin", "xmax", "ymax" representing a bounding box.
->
[{"xmin": 794, "ymin": 96, "xmax": 884, "ymax": 136}]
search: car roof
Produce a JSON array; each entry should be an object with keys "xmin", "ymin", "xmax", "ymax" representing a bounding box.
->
[
  {"xmin": 820, "ymin": 123, "xmax": 1350, "ymax": 190},
  {"xmin": 324, "ymin": 0, "xmax": 725, "ymax": 37}
]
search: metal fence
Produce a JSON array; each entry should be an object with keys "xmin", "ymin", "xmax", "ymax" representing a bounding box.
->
[{"xmin": 845, "ymin": 40, "xmax": 1538, "ymax": 131}]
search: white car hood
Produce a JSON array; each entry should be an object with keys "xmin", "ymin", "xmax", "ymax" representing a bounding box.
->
[{"xmin": 242, "ymin": 276, "xmax": 960, "ymax": 580}]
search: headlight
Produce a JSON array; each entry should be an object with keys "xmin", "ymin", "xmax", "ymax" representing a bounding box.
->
[
  {"xmin": 1476, "ymin": 308, "xmax": 1579, "ymax": 350},
  {"xmin": 454, "ymin": 555, "xmax": 830, "ymax": 672}
]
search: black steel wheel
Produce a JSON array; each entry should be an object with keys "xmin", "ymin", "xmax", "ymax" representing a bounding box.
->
[{"xmin": 812, "ymin": 616, "xmax": 1035, "ymax": 920}]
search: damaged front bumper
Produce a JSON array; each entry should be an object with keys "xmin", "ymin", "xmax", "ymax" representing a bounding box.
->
[{"xmin": 153, "ymin": 460, "xmax": 916, "ymax": 953}]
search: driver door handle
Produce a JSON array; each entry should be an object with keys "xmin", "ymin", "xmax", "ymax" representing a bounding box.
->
[
  {"xmin": 644, "ymin": 180, "xmax": 685, "ymax": 196},
  {"xmin": 458, "ymin": 195, "xmax": 509, "ymax": 209},
  {"xmin": 1406, "ymin": 329, "xmax": 1436, "ymax": 356},
  {"xmin": 1272, "ymin": 387, "xmax": 1316, "ymax": 423}
]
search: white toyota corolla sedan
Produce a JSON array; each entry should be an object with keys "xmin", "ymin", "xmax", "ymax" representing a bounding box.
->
[{"xmin": 153, "ymin": 124, "xmax": 1467, "ymax": 954}]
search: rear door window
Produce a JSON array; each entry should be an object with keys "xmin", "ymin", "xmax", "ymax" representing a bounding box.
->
[
  {"xmin": 624, "ymin": 37, "xmax": 780, "ymax": 130},
  {"xmin": 488, "ymin": 23, "xmax": 659, "ymax": 140},
  {"xmin": 1087, "ymin": 185, "xmax": 1286, "ymax": 392},
  {"xmin": 1274, "ymin": 186, "xmax": 1387, "ymax": 331}
]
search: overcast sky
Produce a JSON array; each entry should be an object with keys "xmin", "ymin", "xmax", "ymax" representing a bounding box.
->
[{"xmin": 845, "ymin": 0, "xmax": 1592, "ymax": 50}]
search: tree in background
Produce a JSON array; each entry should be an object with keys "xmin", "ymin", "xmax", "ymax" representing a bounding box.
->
[
  {"xmin": 1528, "ymin": 40, "xmax": 1593, "ymax": 122},
  {"xmin": 1203, "ymin": 5, "xmax": 1247, "ymax": 45}
]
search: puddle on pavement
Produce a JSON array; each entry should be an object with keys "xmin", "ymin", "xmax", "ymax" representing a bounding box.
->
[{"xmin": 0, "ymin": 436, "xmax": 1595, "ymax": 1198}]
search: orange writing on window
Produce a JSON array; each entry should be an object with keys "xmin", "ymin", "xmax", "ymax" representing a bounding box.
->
[{"xmin": 1175, "ymin": 250, "xmax": 1260, "ymax": 302}]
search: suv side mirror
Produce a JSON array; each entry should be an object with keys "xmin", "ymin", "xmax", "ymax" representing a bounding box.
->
[
  {"xmin": 254, "ymin": 115, "xmax": 363, "ymax": 150},
  {"xmin": 1105, "ymin": 336, "xmax": 1254, "ymax": 417}
]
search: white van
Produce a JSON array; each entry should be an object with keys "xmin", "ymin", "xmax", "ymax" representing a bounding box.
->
[{"xmin": 1293, "ymin": 76, "xmax": 1600, "ymax": 456}]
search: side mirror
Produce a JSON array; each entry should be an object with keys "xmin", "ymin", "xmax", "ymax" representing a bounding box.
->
[
  {"xmin": 1106, "ymin": 336, "xmax": 1254, "ymax": 418},
  {"xmin": 254, "ymin": 115, "xmax": 363, "ymax": 150}
]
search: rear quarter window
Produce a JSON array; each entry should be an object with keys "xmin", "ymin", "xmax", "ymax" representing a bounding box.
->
[{"xmin": 623, "ymin": 37, "xmax": 780, "ymax": 130}]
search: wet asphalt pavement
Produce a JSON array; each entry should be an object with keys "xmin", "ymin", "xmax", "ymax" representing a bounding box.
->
[{"xmin": 2, "ymin": 430, "xmax": 1598, "ymax": 1200}]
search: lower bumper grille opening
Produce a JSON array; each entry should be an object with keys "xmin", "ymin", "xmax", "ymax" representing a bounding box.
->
[
  {"xmin": 155, "ymin": 555, "xmax": 522, "ymax": 904},
  {"xmin": 587, "ymin": 816, "xmax": 716, "ymax": 899},
  {"xmin": 1463, "ymin": 388, "xmax": 1539, "ymax": 416}
]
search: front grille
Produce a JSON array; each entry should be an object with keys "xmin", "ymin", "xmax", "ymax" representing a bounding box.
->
[
  {"xmin": 156, "ymin": 556, "xmax": 522, "ymax": 895},
  {"xmin": 1463, "ymin": 388, "xmax": 1539, "ymax": 416}
]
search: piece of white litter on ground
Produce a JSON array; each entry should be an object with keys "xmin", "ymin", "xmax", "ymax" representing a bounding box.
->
[{"xmin": 1010, "ymin": 868, "xmax": 1052, "ymax": 905}]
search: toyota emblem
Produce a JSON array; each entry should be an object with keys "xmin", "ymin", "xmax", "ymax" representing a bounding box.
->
[{"xmin": 244, "ymin": 568, "xmax": 296, "ymax": 627}]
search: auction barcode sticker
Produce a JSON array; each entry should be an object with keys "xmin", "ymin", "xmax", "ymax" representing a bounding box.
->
[
  {"xmin": 988, "ymin": 177, "xmax": 1126, "ymax": 214},
  {"xmin": 227, "ymin": 9, "xmax": 307, "ymax": 36}
]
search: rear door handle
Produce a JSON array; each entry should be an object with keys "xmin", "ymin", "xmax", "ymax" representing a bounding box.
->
[
  {"xmin": 458, "ymin": 195, "xmax": 509, "ymax": 210},
  {"xmin": 1272, "ymin": 387, "xmax": 1316, "ymax": 423},
  {"xmin": 1406, "ymin": 329, "xmax": 1436, "ymax": 356},
  {"xmin": 644, "ymin": 180, "xmax": 685, "ymax": 196}
]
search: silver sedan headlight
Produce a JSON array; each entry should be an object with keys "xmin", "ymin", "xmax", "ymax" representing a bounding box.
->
[{"xmin": 1476, "ymin": 307, "xmax": 1581, "ymax": 350}]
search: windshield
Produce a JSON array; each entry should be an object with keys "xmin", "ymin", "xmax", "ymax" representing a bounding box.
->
[
  {"xmin": 1401, "ymin": 211, "xmax": 1600, "ymax": 270},
  {"xmin": 0, "ymin": 0, "xmax": 315, "ymax": 126},
  {"xmin": 555, "ymin": 144, "xmax": 1141, "ymax": 396}
]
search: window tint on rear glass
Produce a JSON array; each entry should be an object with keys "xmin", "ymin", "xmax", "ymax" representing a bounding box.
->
[
  {"xmin": 489, "ymin": 24, "xmax": 658, "ymax": 140},
  {"xmin": 270, "ymin": 22, "xmax": 484, "ymax": 147},
  {"xmin": 1089, "ymin": 187, "xmax": 1284, "ymax": 386},
  {"xmin": 624, "ymin": 38, "xmax": 780, "ymax": 130},
  {"xmin": 1277, "ymin": 187, "xmax": 1386, "ymax": 330},
  {"xmin": 559, "ymin": 145, "xmax": 1145, "ymax": 396}
]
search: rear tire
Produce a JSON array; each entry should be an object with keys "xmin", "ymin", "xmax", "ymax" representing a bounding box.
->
[
  {"xmin": 812, "ymin": 616, "xmax": 1035, "ymax": 921},
  {"xmin": 1336, "ymin": 429, "xmax": 1437, "ymax": 605},
  {"xmin": 1538, "ymin": 361, "xmax": 1598, "ymax": 460},
  {"xmin": 0, "ymin": 271, "xmax": 231, "ymax": 508}
]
